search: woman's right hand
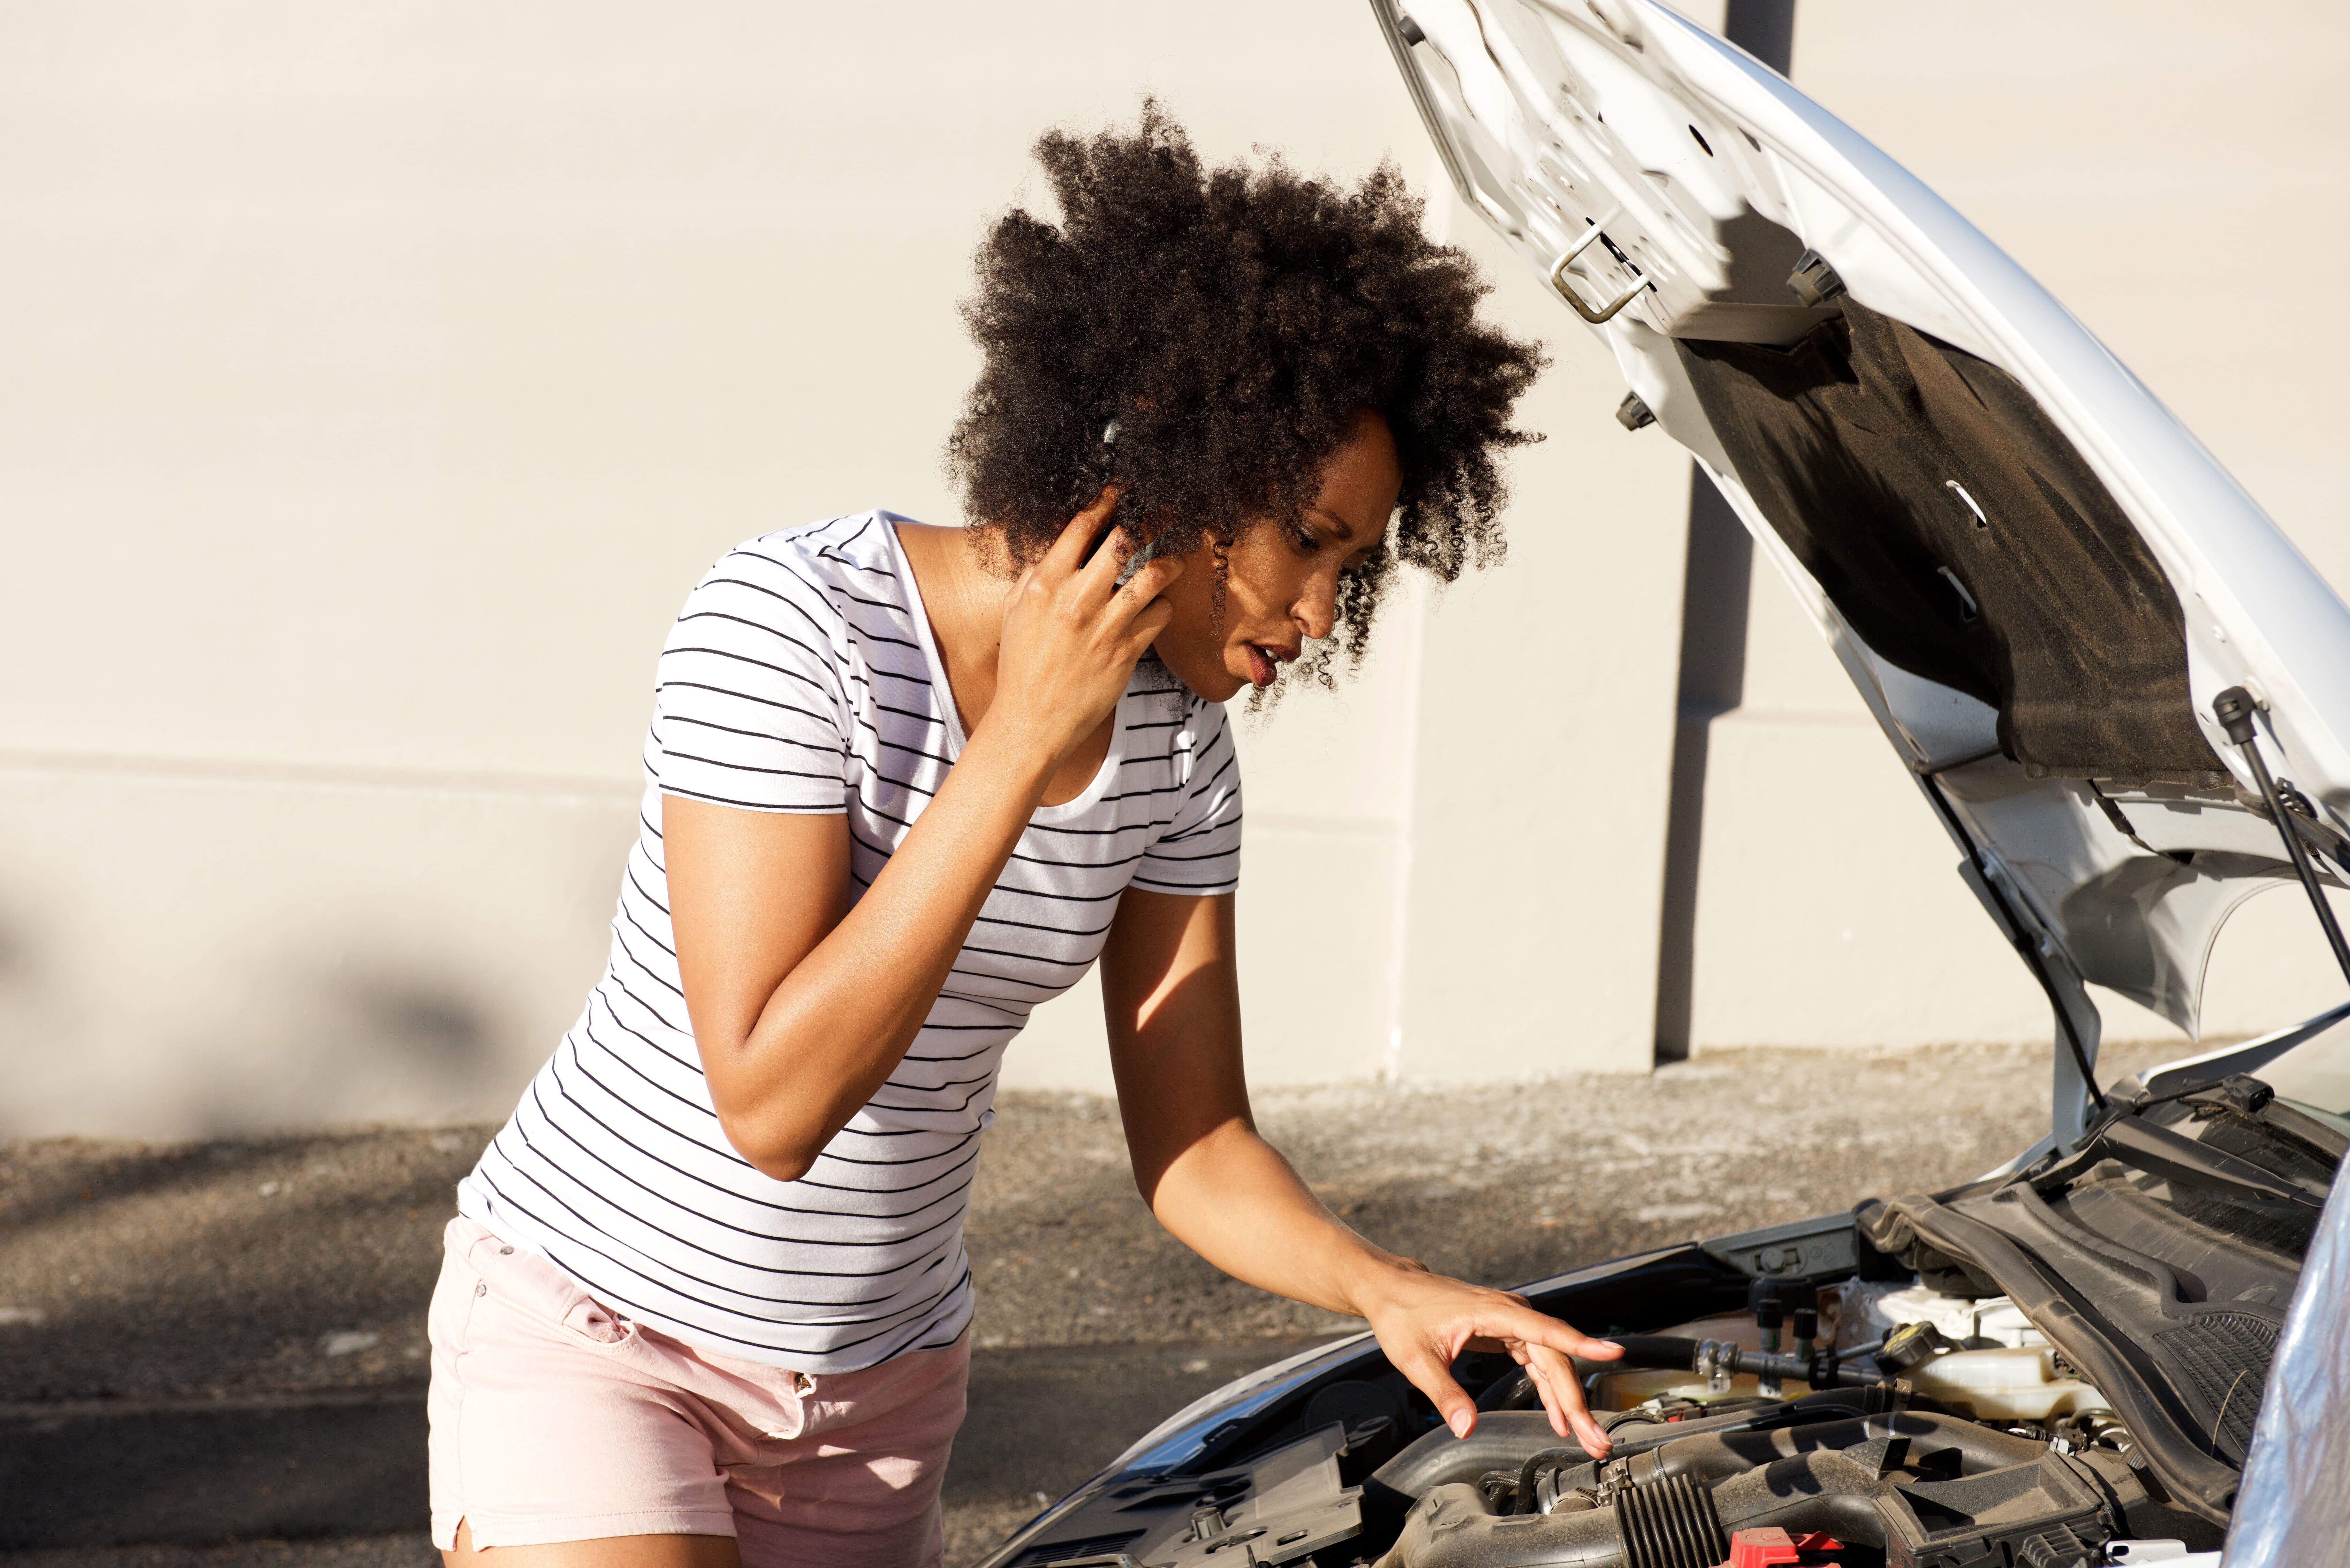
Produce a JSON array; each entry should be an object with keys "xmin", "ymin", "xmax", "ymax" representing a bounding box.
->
[{"xmin": 985, "ymin": 491, "xmax": 1186, "ymax": 773}]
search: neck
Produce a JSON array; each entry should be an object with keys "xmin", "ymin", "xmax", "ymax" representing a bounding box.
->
[{"xmin": 895, "ymin": 520, "xmax": 1015, "ymax": 736}]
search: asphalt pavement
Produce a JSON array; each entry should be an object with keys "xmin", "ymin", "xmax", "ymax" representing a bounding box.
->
[{"xmin": 0, "ymin": 1038, "xmax": 2183, "ymax": 1565}]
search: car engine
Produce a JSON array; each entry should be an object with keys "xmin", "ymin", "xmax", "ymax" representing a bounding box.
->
[
  {"xmin": 1015, "ymin": 1288, "xmax": 2226, "ymax": 1568},
  {"xmin": 997, "ymin": 1068, "xmax": 2340, "ymax": 1567},
  {"xmin": 1357, "ymin": 1293, "xmax": 2217, "ymax": 1568}
]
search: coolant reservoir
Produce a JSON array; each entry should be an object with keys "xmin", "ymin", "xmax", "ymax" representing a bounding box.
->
[
  {"xmin": 1899, "ymin": 1345, "xmax": 2111, "ymax": 1422},
  {"xmin": 1862, "ymin": 1285, "xmax": 2046, "ymax": 1349}
]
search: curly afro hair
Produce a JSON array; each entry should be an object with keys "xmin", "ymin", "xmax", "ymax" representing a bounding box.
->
[{"xmin": 946, "ymin": 102, "xmax": 1546, "ymax": 691}]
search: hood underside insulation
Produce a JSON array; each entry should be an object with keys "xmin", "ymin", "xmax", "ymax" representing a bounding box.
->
[{"xmin": 1678, "ymin": 301, "xmax": 2229, "ymax": 788}]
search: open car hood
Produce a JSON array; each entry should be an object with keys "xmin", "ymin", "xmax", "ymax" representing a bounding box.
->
[{"xmin": 1376, "ymin": 0, "xmax": 2350, "ymax": 1126}]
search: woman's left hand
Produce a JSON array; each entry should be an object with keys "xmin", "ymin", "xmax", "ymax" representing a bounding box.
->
[{"xmin": 1355, "ymin": 1259, "xmax": 1625, "ymax": 1456}]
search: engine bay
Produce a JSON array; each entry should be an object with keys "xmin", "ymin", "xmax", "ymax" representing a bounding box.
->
[
  {"xmin": 995, "ymin": 1066, "xmax": 2347, "ymax": 1568},
  {"xmin": 1358, "ymin": 1285, "xmax": 2219, "ymax": 1568},
  {"xmin": 1019, "ymin": 1292, "xmax": 2219, "ymax": 1568}
]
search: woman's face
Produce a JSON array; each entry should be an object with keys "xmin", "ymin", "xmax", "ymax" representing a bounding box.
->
[{"xmin": 1148, "ymin": 412, "xmax": 1403, "ymax": 703}]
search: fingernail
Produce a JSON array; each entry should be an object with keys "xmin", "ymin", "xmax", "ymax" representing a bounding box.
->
[
  {"xmin": 1597, "ymin": 1340, "xmax": 1623, "ymax": 1353},
  {"xmin": 1449, "ymin": 1409, "xmax": 1473, "ymax": 1439}
]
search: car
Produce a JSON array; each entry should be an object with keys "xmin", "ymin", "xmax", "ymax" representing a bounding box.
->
[{"xmin": 973, "ymin": 3, "xmax": 2350, "ymax": 1565}]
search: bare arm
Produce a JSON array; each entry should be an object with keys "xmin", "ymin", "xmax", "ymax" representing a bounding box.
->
[
  {"xmin": 669, "ymin": 501, "xmax": 1181, "ymax": 1181},
  {"xmin": 666, "ymin": 731, "xmax": 1053, "ymax": 1180},
  {"xmin": 1101, "ymin": 888, "xmax": 1623, "ymax": 1451}
]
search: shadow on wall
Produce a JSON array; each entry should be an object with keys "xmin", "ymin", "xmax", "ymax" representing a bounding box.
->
[
  {"xmin": 0, "ymin": 897, "xmax": 542, "ymax": 1142},
  {"xmin": 0, "ymin": 897, "xmax": 77, "ymax": 1139},
  {"xmin": 188, "ymin": 951, "xmax": 523, "ymax": 1136}
]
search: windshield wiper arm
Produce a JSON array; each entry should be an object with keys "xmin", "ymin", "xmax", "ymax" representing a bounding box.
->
[
  {"xmin": 2096, "ymin": 1116, "xmax": 2327, "ymax": 1207},
  {"xmin": 2015, "ymin": 1072, "xmax": 2334, "ymax": 1201}
]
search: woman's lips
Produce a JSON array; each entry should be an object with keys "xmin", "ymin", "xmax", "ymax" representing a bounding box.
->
[{"xmin": 1243, "ymin": 643, "xmax": 1298, "ymax": 688}]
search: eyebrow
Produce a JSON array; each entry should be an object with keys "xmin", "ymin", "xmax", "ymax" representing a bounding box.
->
[{"xmin": 1311, "ymin": 506, "xmax": 1361, "ymax": 543}]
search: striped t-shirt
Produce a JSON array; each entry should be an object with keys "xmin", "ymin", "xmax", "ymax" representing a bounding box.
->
[{"xmin": 458, "ymin": 511, "xmax": 1243, "ymax": 1371}]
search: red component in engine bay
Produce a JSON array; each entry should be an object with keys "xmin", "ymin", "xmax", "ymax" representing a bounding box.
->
[{"xmin": 1724, "ymin": 1527, "xmax": 1846, "ymax": 1568}]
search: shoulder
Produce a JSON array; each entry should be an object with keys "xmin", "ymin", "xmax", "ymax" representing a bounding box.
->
[
  {"xmin": 713, "ymin": 512, "xmax": 900, "ymax": 609},
  {"xmin": 674, "ymin": 512, "xmax": 915, "ymax": 643},
  {"xmin": 1123, "ymin": 660, "xmax": 1206, "ymax": 736},
  {"xmin": 1124, "ymin": 662, "xmax": 1237, "ymax": 777}
]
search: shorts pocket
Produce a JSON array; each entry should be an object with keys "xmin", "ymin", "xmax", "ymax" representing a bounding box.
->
[
  {"xmin": 468, "ymin": 1234, "xmax": 642, "ymax": 1352},
  {"xmin": 558, "ymin": 1293, "xmax": 639, "ymax": 1348}
]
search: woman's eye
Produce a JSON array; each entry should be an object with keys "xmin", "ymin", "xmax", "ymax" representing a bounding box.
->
[{"xmin": 1285, "ymin": 524, "xmax": 1322, "ymax": 554}]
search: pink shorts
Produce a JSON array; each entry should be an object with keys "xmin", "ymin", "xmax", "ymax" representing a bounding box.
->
[{"xmin": 427, "ymin": 1218, "xmax": 970, "ymax": 1567}]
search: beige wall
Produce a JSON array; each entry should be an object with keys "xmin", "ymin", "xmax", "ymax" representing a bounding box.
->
[{"xmin": 2, "ymin": 1, "xmax": 2344, "ymax": 1137}]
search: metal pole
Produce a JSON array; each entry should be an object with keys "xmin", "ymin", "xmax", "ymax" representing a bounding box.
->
[{"xmin": 1652, "ymin": 1, "xmax": 1793, "ymax": 1065}]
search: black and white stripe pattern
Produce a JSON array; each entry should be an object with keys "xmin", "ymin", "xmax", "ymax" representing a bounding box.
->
[{"xmin": 459, "ymin": 512, "xmax": 1242, "ymax": 1371}]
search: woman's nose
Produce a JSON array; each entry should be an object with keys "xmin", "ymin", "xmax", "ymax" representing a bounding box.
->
[{"xmin": 1293, "ymin": 568, "xmax": 1338, "ymax": 641}]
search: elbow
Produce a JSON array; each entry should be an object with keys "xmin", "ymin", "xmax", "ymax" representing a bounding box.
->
[
  {"xmin": 716, "ymin": 1112, "xmax": 820, "ymax": 1184},
  {"xmin": 752, "ymin": 1142, "xmax": 827, "ymax": 1175},
  {"xmin": 747, "ymin": 1149, "xmax": 816, "ymax": 1184}
]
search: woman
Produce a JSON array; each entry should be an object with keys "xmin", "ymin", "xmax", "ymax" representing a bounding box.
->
[{"xmin": 428, "ymin": 107, "xmax": 1622, "ymax": 1568}]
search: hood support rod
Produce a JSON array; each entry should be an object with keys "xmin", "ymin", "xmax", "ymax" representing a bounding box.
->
[
  {"xmin": 2212, "ymin": 687, "xmax": 2350, "ymax": 989},
  {"xmin": 1914, "ymin": 771, "xmax": 2108, "ymax": 1131}
]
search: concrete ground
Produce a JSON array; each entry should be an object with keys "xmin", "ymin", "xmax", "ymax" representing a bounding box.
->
[{"xmin": 0, "ymin": 1038, "xmax": 2187, "ymax": 1565}]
